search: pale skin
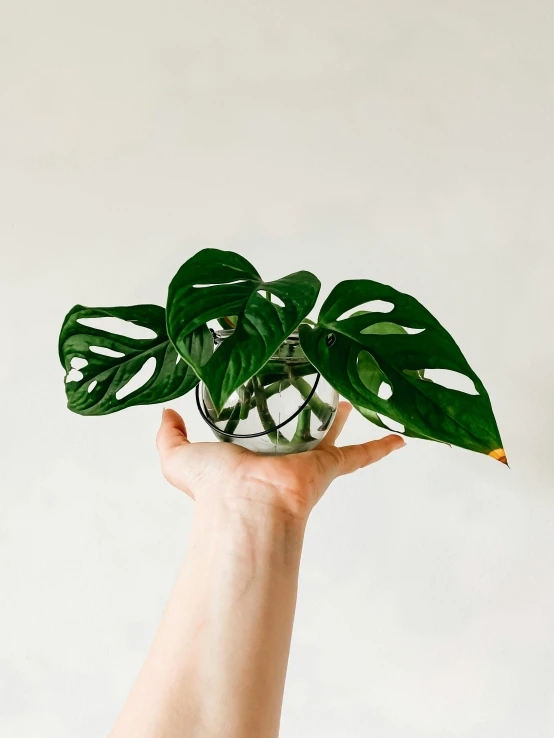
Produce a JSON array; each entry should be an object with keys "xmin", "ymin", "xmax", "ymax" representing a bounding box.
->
[{"xmin": 109, "ymin": 401, "xmax": 405, "ymax": 738}]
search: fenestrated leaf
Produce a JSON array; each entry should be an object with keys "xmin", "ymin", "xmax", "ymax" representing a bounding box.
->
[
  {"xmin": 299, "ymin": 280, "xmax": 505, "ymax": 460},
  {"xmin": 346, "ymin": 317, "xmax": 439, "ymax": 442},
  {"xmin": 166, "ymin": 249, "xmax": 320, "ymax": 412},
  {"xmin": 59, "ymin": 304, "xmax": 211, "ymax": 415}
]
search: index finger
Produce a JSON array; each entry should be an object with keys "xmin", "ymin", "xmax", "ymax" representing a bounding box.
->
[{"xmin": 336, "ymin": 434, "xmax": 405, "ymax": 476}]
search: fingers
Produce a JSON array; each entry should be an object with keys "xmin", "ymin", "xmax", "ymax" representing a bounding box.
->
[
  {"xmin": 156, "ymin": 408, "xmax": 190, "ymax": 457},
  {"xmin": 336, "ymin": 434, "xmax": 405, "ymax": 476},
  {"xmin": 321, "ymin": 401, "xmax": 352, "ymax": 446}
]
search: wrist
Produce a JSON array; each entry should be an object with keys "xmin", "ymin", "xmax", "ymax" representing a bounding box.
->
[
  {"xmin": 226, "ymin": 474, "xmax": 313, "ymax": 525},
  {"xmin": 193, "ymin": 470, "xmax": 313, "ymax": 527},
  {"xmin": 191, "ymin": 495, "xmax": 307, "ymax": 568},
  {"xmin": 194, "ymin": 494, "xmax": 308, "ymax": 535}
]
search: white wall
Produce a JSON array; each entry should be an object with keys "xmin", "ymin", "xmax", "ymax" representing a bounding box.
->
[{"xmin": 1, "ymin": 1, "xmax": 553, "ymax": 736}]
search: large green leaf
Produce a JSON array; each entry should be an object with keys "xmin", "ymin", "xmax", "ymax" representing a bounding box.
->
[
  {"xmin": 59, "ymin": 304, "xmax": 210, "ymax": 415},
  {"xmin": 166, "ymin": 249, "xmax": 321, "ymax": 412},
  {"xmin": 344, "ymin": 319, "xmax": 440, "ymax": 443},
  {"xmin": 299, "ymin": 280, "xmax": 505, "ymax": 461}
]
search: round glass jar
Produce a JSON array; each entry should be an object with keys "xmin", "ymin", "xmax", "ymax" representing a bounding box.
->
[{"xmin": 199, "ymin": 330, "xmax": 339, "ymax": 455}]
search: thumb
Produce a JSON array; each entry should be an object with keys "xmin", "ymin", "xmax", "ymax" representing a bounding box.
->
[{"xmin": 156, "ymin": 408, "xmax": 190, "ymax": 458}]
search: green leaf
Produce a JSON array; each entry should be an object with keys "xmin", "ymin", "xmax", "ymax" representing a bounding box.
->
[
  {"xmin": 299, "ymin": 280, "xmax": 505, "ymax": 459},
  {"xmin": 166, "ymin": 249, "xmax": 321, "ymax": 412},
  {"xmin": 346, "ymin": 318, "xmax": 436, "ymax": 441},
  {"xmin": 59, "ymin": 304, "xmax": 210, "ymax": 415}
]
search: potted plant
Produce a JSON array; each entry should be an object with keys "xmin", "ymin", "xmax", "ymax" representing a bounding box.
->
[{"xmin": 59, "ymin": 248, "xmax": 506, "ymax": 463}]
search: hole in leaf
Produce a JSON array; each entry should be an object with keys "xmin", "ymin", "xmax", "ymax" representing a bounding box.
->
[
  {"xmin": 115, "ymin": 357, "xmax": 156, "ymax": 400},
  {"xmin": 66, "ymin": 368, "xmax": 83, "ymax": 383},
  {"xmin": 337, "ymin": 300, "xmax": 394, "ymax": 321},
  {"xmin": 77, "ymin": 317, "xmax": 156, "ymax": 340},
  {"xmin": 88, "ymin": 380, "xmax": 98, "ymax": 393},
  {"xmin": 193, "ymin": 280, "xmax": 247, "ymax": 288},
  {"xmin": 326, "ymin": 333, "xmax": 336, "ymax": 347},
  {"xmin": 378, "ymin": 382, "xmax": 393, "ymax": 400},
  {"xmin": 207, "ymin": 318, "xmax": 222, "ymax": 333},
  {"xmin": 176, "ymin": 354, "xmax": 181, "ymax": 364},
  {"xmin": 271, "ymin": 294, "xmax": 285, "ymax": 308},
  {"xmin": 418, "ymin": 369, "xmax": 478, "ymax": 395},
  {"xmin": 89, "ymin": 345, "xmax": 125, "ymax": 358},
  {"xmin": 71, "ymin": 357, "xmax": 88, "ymax": 370},
  {"xmin": 377, "ymin": 414, "xmax": 405, "ymax": 433},
  {"xmin": 357, "ymin": 350, "xmax": 386, "ymax": 394},
  {"xmin": 361, "ymin": 322, "xmax": 425, "ymax": 336},
  {"xmin": 257, "ymin": 290, "xmax": 286, "ymax": 308}
]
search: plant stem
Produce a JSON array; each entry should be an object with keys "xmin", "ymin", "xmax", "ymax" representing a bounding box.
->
[
  {"xmin": 238, "ymin": 381, "xmax": 253, "ymax": 420},
  {"xmin": 215, "ymin": 406, "xmax": 234, "ymax": 422},
  {"xmin": 292, "ymin": 377, "xmax": 334, "ymax": 430},
  {"xmin": 257, "ymin": 361, "xmax": 316, "ymax": 386},
  {"xmin": 251, "ymin": 376, "xmax": 289, "ymax": 447},
  {"xmin": 291, "ymin": 407, "xmax": 315, "ymax": 445},
  {"xmin": 222, "ymin": 402, "xmax": 241, "ymax": 438},
  {"xmin": 247, "ymin": 378, "xmax": 291, "ymax": 409}
]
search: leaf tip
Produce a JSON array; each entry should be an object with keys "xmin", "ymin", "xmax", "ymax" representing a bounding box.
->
[{"xmin": 489, "ymin": 448, "xmax": 509, "ymax": 466}]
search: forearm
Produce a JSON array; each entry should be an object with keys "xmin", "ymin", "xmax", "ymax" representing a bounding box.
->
[{"xmin": 110, "ymin": 494, "xmax": 306, "ymax": 738}]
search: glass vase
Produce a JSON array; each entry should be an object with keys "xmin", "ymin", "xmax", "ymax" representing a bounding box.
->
[{"xmin": 199, "ymin": 330, "xmax": 339, "ymax": 455}]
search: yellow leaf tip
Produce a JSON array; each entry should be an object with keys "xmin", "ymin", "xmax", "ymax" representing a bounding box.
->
[{"xmin": 489, "ymin": 448, "xmax": 509, "ymax": 466}]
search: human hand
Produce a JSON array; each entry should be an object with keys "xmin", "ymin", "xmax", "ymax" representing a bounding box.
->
[{"xmin": 156, "ymin": 402, "xmax": 405, "ymax": 522}]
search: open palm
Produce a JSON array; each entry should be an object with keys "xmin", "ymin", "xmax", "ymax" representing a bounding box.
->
[{"xmin": 156, "ymin": 402, "xmax": 404, "ymax": 521}]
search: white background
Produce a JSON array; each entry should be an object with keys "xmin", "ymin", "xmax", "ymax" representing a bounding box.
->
[{"xmin": 1, "ymin": 1, "xmax": 553, "ymax": 736}]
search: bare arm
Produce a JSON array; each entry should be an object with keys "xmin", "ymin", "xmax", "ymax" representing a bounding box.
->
[{"xmin": 110, "ymin": 403, "xmax": 404, "ymax": 738}]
